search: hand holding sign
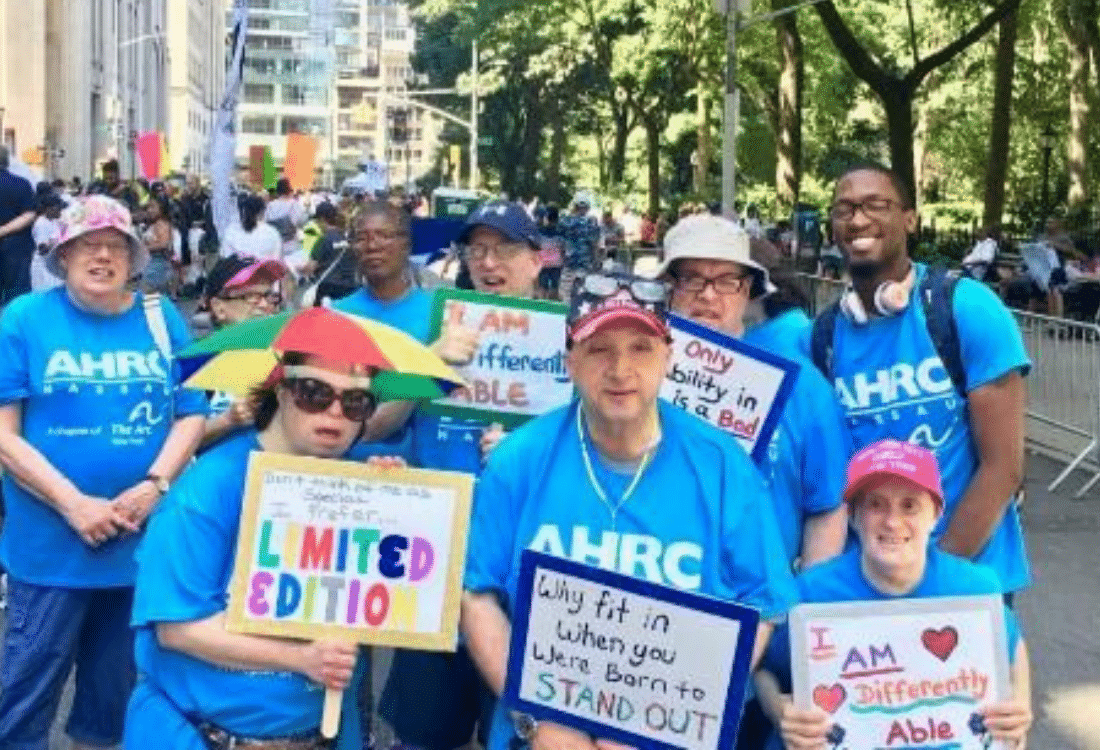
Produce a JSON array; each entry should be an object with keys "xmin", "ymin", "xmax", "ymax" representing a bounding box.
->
[{"xmin": 433, "ymin": 321, "xmax": 481, "ymax": 366}]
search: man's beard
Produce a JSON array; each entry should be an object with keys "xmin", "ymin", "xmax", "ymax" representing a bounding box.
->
[{"xmin": 847, "ymin": 258, "xmax": 880, "ymax": 280}]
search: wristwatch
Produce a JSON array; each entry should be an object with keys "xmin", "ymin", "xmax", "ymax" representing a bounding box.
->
[
  {"xmin": 512, "ymin": 712, "xmax": 539, "ymax": 744},
  {"xmin": 144, "ymin": 474, "xmax": 170, "ymax": 496}
]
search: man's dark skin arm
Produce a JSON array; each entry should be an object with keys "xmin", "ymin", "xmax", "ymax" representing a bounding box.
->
[{"xmin": 938, "ymin": 371, "xmax": 1026, "ymax": 558}]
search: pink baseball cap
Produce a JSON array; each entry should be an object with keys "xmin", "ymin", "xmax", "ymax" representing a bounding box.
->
[{"xmin": 843, "ymin": 439, "xmax": 944, "ymax": 508}]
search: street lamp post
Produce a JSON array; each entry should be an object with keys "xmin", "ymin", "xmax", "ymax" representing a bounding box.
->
[
  {"xmin": 114, "ymin": 29, "xmax": 167, "ymax": 174},
  {"xmin": 1039, "ymin": 125, "xmax": 1055, "ymax": 224},
  {"xmin": 719, "ymin": 0, "xmax": 830, "ymax": 217}
]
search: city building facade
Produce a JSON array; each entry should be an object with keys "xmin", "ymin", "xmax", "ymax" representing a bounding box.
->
[{"xmin": 167, "ymin": 0, "xmax": 225, "ymax": 178}]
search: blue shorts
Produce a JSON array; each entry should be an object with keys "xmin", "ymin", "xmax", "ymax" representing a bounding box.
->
[{"xmin": 0, "ymin": 580, "xmax": 136, "ymax": 750}]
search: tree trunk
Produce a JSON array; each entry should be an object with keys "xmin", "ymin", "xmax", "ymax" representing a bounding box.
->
[
  {"xmin": 1061, "ymin": 2, "xmax": 1092, "ymax": 212},
  {"xmin": 645, "ymin": 118, "xmax": 661, "ymax": 218},
  {"xmin": 882, "ymin": 86, "xmax": 917, "ymax": 206},
  {"xmin": 774, "ymin": 5, "xmax": 803, "ymax": 210},
  {"xmin": 518, "ymin": 86, "xmax": 545, "ymax": 200},
  {"xmin": 695, "ymin": 89, "xmax": 711, "ymax": 195},
  {"xmin": 610, "ymin": 105, "xmax": 631, "ymax": 187},
  {"xmin": 546, "ymin": 100, "xmax": 567, "ymax": 204},
  {"xmin": 982, "ymin": 6, "xmax": 1019, "ymax": 230}
]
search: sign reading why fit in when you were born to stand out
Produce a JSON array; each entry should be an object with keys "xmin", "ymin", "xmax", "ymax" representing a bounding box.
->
[
  {"xmin": 227, "ymin": 451, "xmax": 473, "ymax": 651},
  {"xmin": 791, "ymin": 596, "xmax": 1013, "ymax": 750},
  {"xmin": 504, "ymin": 551, "xmax": 760, "ymax": 750}
]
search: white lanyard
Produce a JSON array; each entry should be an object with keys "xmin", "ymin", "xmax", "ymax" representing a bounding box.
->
[{"xmin": 576, "ymin": 406, "xmax": 658, "ymax": 529}]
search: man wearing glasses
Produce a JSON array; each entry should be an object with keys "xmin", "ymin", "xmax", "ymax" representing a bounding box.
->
[
  {"xmin": 200, "ymin": 255, "xmax": 288, "ymax": 447},
  {"xmin": 660, "ymin": 213, "xmax": 851, "ymax": 749},
  {"xmin": 813, "ymin": 162, "xmax": 1031, "ymax": 600},
  {"xmin": 462, "ymin": 272, "xmax": 797, "ymax": 750}
]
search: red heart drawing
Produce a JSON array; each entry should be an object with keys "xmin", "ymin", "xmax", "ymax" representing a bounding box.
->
[
  {"xmin": 922, "ymin": 626, "xmax": 959, "ymax": 661},
  {"xmin": 812, "ymin": 683, "xmax": 847, "ymax": 714}
]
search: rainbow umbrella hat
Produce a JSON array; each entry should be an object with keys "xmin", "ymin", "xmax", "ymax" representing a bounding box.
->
[{"xmin": 178, "ymin": 307, "xmax": 463, "ymax": 401}]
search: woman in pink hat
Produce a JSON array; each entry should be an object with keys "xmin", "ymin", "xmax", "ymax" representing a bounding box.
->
[
  {"xmin": 0, "ymin": 194, "xmax": 208, "ymax": 750},
  {"xmin": 754, "ymin": 440, "xmax": 1033, "ymax": 749}
]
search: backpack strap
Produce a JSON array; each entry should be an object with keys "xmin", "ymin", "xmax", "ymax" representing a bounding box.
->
[
  {"xmin": 142, "ymin": 293, "xmax": 172, "ymax": 365},
  {"xmin": 810, "ymin": 300, "xmax": 841, "ymax": 382},
  {"xmin": 918, "ymin": 266, "xmax": 967, "ymax": 399}
]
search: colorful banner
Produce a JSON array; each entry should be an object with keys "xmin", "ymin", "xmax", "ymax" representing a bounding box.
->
[
  {"xmin": 662, "ymin": 314, "xmax": 799, "ymax": 461},
  {"xmin": 424, "ymin": 289, "xmax": 573, "ymax": 428},
  {"xmin": 285, "ymin": 133, "xmax": 318, "ymax": 192},
  {"xmin": 227, "ymin": 451, "xmax": 474, "ymax": 651},
  {"xmin": 505, "ymin": 551, "xmax": 759, "ymax": 750},
  {"xmin": 790, "ymin": 596, "xmax": 1012, "ymax": 750},
  {"xmin": 211, "ymin": 0, "xmax": 249, "ymax": 236},
  {"xmin": 263, "ymin": 145, "xmax": 278, "ymax": 190},
  {"xmin": 135, "ymin": 132, "xmax": 163, "ymax": 180},
  {"xmin": 248, "ymin": 145, "xmax": 266, "ymax": 188}
]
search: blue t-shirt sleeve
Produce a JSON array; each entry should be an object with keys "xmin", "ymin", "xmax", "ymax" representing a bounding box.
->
[
  {"xmin": 463, "ymin": 453, "xmax": 520, "ymax": 597},
  {"xmin": 131, "ymin": 478, "xmax": 236, "ymax": 626},
  {"xmin": 798, "ymin": 369, "xmax": 850, "ymax": 515},
  {"xmin": 720, "ymin": 455, "xmax": 798, "ymax": 620},
  {"xmin": 952, "ymin": 279, "xmax": 1031, "ymax": 391},
  {"xmin": 0, "ymin": 297, "xmax": 30, "ymax": 404},
  {"xmin": 162, "ymin": 299, "xmax": 209, "ymax": 418}
]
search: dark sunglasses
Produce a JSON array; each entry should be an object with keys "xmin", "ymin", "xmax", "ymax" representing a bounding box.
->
[{"xmin": 282, "ymin": 377, "xmax": 377, "ymax": 422}]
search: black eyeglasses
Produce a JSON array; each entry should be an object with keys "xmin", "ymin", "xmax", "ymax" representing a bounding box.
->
[
  {"xmin": 829, "ymin": 197, "xmax": 902, "ymax": 222},
  {"xmin": 221, "ymin": 290, "xmax": 282, "ymax": 306},
  {"xmin": 581, "ymin": 273, "xmax": 668, "ymax": 303},
  {"xmin": 283, "ymin": 377, "xmax": 377, "ymax": 422},
  {"xmin": 674, "ymin": 272, "xmax": 752, "ymax": 295}
]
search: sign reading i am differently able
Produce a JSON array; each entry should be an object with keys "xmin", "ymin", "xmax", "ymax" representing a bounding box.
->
[
  {"xmin": 226, "ymin": 451, "xmax": 474, "ymax": 651},
  {"xmin": 425, "ymin": 289, "xmax": 573, "ymax": 427},
  {"xmin": 504, "ymin": 551, "xmax": 759, "ymax": 750},
  {"xmin": 790, "ymin": 596, "xmax": 1013, "ymax": 750},
  {"xmin": 663, "ymin": 314, "xmax": 799, "ymax": 462}
]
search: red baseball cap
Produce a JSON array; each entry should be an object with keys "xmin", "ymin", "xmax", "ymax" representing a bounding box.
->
[{"xmin": 843, "ymin": 439, "xmax": 944, "ymax": 509}]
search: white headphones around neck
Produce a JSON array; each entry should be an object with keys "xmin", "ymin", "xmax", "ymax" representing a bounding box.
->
[{"xmin": 839, "ymin": 266, "xmax": 916, "ymax": 325}]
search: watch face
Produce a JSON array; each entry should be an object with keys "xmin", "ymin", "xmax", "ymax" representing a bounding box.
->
[{"xmin": 513, "ymin": 713, "xmax": 537, "ymax": 740}]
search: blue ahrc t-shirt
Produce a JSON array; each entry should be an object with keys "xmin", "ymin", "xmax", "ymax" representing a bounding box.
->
[
  {"xmin": 743, "ymin": 322, "xmax": 851, "ymax": 566},
  {"xmin": 761, "ymin": 548, "xmax": 1023, "ymax": 750},
  {"xmin": 465, "ymin": 399, "xmax": 799, "ymax": 750},
  {"xmin": 823, "ymin": 264, "xmax": 1032, "ymax": 592},
  {"xmin": 0, "ymin": 288, "xmax": 208, "ymax": 588},
  {"xmin": 746, "ymin": 309, "xmax": 813, "ymax": 363},
  {"xmin": 129, "ymin": 430, "xmax": 364, "ymax": 746}
]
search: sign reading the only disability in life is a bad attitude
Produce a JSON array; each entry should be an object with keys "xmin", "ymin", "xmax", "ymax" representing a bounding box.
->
[
  {"xmin": 662, "ymin": 314, "xmax": 799, "ymax": 462},
  {"xmin": 504, "ymin": 550, "xmax": 760, "ymax": 750}
]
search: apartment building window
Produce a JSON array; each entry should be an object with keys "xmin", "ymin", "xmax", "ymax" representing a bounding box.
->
[
  {"xmin": 244, "ymin": 83, "xmax": 275, "ymax": 104},
  {"xmin": 246, "ymin": 58, "xmax": 278, "ymax": 76},
  {"xmin": 243, "ymin": 116, "xmax": 276, "ymax": 134}
]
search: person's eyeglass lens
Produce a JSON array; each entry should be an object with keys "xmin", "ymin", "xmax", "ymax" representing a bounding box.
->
[
  {"xmin": 223, "ymin": 291, "xmax": 281, "ymax": 306},
  {"xmin": 462, "ymin": 243, "xmax": 527, "ymax": 262},
  {"xmin": 284, "ymin": 377, "xmax": 377, "ymax": 422},
  {"xmin": 829, "ymin": 197, "xmax": 898, "ymax": 221},
  {"xmin": 676, "ymin": 273, "xmax": 749, "ymax": 295}
]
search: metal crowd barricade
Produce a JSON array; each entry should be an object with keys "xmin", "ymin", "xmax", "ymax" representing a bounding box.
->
[
  {"xmin": 1013, "ymin": 312, "xmax": 1100, "ymax": 497},
  {"xmin": 791, "ymin": 274, "xmax": 1100, "ymax": 497},
  {"xmin": 791, "ymin": 272, "xmax": 845, "ymax": 316}
]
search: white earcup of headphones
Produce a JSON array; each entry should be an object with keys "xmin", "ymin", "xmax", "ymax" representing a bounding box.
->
[{"xmin": 840, "ymin": 266, "xmax": 916, "ymax": 325}]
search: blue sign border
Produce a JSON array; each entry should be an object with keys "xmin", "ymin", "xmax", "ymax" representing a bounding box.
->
[
  {"xmin": 503, "ymin": 550, "xmax": 760, "ymax": 750},
  {"xmin": 667, "ymin": 314, "xmax": 801, "ymax": 463}
]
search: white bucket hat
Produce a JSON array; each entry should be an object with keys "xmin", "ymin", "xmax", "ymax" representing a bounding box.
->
[
  {"xmin": 47, "ymin": 195, "xmax": 148, "ymax": 278},
  {"xmin": 656, "ymin": 214, "xmax": 775, "ymax": 298}
]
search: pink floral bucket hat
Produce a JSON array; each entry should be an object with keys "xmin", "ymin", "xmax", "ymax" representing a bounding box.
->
[{"xmin": 47, "ymin": 194, "xmax": 149, "ymax": 278}]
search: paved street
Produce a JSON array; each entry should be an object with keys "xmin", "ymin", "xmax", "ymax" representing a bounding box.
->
[{"xmin": 0, "ymin": 450, "xmax": 1096, "ymax": 749}]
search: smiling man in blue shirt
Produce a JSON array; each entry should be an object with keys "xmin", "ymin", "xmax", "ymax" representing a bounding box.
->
[{"xmin": 811, "ymin": 162, "xmax": 1031, "ymax": 597}]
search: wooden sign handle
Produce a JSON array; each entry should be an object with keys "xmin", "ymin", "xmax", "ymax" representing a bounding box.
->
[{"xmin": 321, "ymin": 687, "xmax": 342, "ymax": 739}]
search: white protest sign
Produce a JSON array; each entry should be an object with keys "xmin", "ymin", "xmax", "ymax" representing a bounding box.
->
[
  {"xmin": 664, "ymin": 315, "xmax": 799, "ymax": 461},
  {"xmin": 505, "ymin": 551, "xmax": 758, "ymax": 750},
  {"xmin": 791, "ymin": 596, "xmax": 1012, "ymax": 750},
  {"xmin": 425, "ymin": 289, "xmax": 573, "ymax": 427},
  {"xmin": 227, "ymin": 451, "xmax": 473, "ymax": 651}
]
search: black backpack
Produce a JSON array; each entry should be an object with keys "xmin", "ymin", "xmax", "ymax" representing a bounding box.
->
[{"xmin": 810, "ymin": 267, "xmax": 967, "ymax": 399}]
